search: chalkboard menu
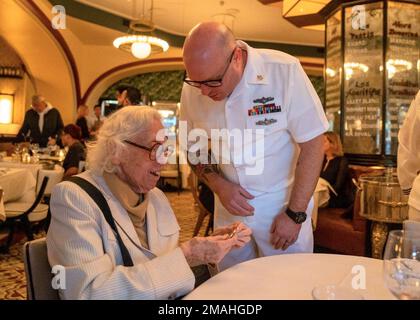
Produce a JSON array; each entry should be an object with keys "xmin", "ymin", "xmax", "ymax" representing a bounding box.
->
[
  {"xmin": 325, "ymin": 11, "xmax": 342, "ymax": 133},
  {"xmin": 385, "ymin": 1, "xmax": 420, "ymax": 155},
  {"xmin": 343, "ymin": 2, "xmax": 384, "ymax": 155}
]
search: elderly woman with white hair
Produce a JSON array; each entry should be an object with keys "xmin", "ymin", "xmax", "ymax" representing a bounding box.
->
[{"xmin": 46, "ymin": 106, "xmax": 251, "ymax": 300}]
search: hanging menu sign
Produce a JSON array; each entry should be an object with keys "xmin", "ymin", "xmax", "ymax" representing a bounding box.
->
[
  {"xmin": 325, "ymin": 11, "xmax": 342, "ymax": 133},
  {"xmin": 343, "ymin": 2, "xmax": 384, "ymax": 155},
  {"xmin": 385, "ymin": 2, "xmax": 420, "ymax": 156}
]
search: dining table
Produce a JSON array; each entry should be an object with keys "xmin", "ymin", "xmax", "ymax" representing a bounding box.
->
[
  {"xmin": 0, "ymin": 167, "xmax": 37, "ymax": 221},
  {"xmin": 0, "ymin": 157, "xmax": 45, "ymax": 178},
  {"xmin": 184, "ymin": 253, "xmax": 395, "ymax": 300}
]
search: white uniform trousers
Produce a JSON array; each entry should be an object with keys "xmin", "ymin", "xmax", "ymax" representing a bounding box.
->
[{"xmin": 214, "ymin": 190, "xmax": 314, "ymax": 271}]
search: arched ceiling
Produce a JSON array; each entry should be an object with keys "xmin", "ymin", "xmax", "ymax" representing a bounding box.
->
[
  {"xmin": 0, "ymin": 0, "xmax": 77, "ymax": 124},
  {"xmin": 75, "ymin": 0, "xmax": 325, "ymax": 47}
]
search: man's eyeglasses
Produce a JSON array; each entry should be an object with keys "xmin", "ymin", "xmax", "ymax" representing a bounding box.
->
[
  {"xmin": 183, "ymin": 47, "xmax": 238, "ymax": 88},
  {"xmin": 123, "ymin": 140, "xmax": 175, "ymax": 164}
]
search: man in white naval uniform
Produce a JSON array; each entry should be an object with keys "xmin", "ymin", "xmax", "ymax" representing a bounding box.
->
[
  {"xmin": 180, "ymin": 22, "xmax": 329, "ymax": 270},
  {"xmin": 398, "ymin": 90, "xmax": 420, "ymax": 223}
]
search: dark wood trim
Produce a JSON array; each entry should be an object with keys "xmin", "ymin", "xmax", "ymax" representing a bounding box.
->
[
  {"xmin": 257, "ymin": 0, "xmax": 281, "ymax": 4},
  {"xmin": 22, "ymin": 0, "xmax": 81, "ymax": 106},
  {"xmin": 300, "ymin": 62, "xmax": 323, "ymax": 69},
  {"xmin": 382, "ymin": 0, "xmax": 387, "ymax": 156},
  {"xmin": 81, "ymin": 57, "xmax": 184, "ymax": 104},
  {"xmin": 284, "ymin": 13, "xmax": 325, "ymax": 27}
]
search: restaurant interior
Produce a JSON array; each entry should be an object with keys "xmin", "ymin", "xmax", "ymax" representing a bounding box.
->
[{"xmin": 0, "ymin": 0, "xmax": 419, "ymax": 300}]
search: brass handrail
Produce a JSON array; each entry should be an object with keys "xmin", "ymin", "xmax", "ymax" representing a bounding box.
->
[{"xmin": 377, "ymin": 200, "xmax": 408, "ymax": 208}]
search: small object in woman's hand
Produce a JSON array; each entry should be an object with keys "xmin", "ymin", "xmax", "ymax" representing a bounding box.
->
[{"xmin": 228, "ymin": 228, "xmax": 238, "ymax": 239}]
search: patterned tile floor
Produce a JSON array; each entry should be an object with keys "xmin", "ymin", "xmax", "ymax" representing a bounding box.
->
[{"xmin": 0, "ymin": 190, "xmax": 207, "ymax": 300}]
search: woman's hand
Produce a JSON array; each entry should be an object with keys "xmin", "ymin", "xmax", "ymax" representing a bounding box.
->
[
  {"xmin": 180, "ymin": 223, "xmax": 252, "ymax": 267},
  {"xmin": 212, "ymin": 222, "xmax": 252, "ymax": 248}
]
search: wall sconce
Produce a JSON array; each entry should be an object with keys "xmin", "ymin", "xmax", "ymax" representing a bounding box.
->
[{"xmin": 0, "ymin": 94, "xmax": 14, "ymax": 124}]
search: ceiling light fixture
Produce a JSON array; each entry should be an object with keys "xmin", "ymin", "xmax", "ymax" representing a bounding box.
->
[{"xmin": 113, "ymin": 0, "xmax": 169, "ymax": 59}]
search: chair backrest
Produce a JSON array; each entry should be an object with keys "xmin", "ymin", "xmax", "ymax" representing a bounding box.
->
[
  {"xmin": 0, "ymin": 188, "xmax": 4, "ymax": 223},
  {"xmin": 188, "ymin": 173, "xmax": 212, "ymax": 217},
  {"xmin": 23, "ymin": 176, "xmax": 49, "ymax": 217},
  {"xmin": 36, "ymin": 168, "xmax": 64, "ymax": 196},
  {"xmin": 78, "ymin": 160, "xmax": 86, "ymax": 173},
  {"xmin": 23, "ymin": 238, "xmax": 59, "ymax": 300}
]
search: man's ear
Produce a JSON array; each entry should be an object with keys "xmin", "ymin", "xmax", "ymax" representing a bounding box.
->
[{"xmin": 121, "ymin": 90, "xmax": 127, "ymax": 100}]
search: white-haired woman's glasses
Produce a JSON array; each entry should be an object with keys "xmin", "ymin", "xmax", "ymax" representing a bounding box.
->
[{"xmin": 123, "ymin": 140, "xmax": 175, "ymax": 164}]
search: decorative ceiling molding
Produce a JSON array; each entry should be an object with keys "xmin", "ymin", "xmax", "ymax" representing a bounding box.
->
[
  {"xmin": 22, "ymin": 0, "xmax": 81, "ymax": 106},
  {"xmin": 48, "ymin": 0, "xmax": 324, "ymax": 58}
]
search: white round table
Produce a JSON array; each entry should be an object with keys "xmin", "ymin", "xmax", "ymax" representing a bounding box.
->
[{"xmin": 184, "ymin": 253, "xmax": 395, "ymax": 300}]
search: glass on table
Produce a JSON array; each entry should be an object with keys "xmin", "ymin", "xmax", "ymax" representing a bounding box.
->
[
  {"xmin": 30, "ymin": 143, "xmax": 40, "ymax": 163},
  {"xmin": 30, "ymin": 143, "xmax": 39, "ymax": 155},
  {"xmin": 312, "ymin": 267, "xmax": 365, "ymax": 300},
  {"xmin": 312, "ymin": 284, "xmax": 364, "ymax": 300},
  {"xmin": 11, "ymin": 143, "xmax": 24, "ymax": 162},
  {"xmin": 383, "ymin": 230, "xmax": 420, "ymax": 300}
]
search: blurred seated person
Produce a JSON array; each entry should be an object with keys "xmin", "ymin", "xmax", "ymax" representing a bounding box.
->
[
  {"xmin": 398, "ymin": 90, "xmax": 420, "ymax": 223},
  {"xmin": 75, "ymin": 105, "xmax": 90, "ymax": 142},
  {"xmin": 88, "ymin": 105, "xmax": 105, "ymax": 138},
  {"xmin": 116, "ymin": 85, "xmax": 142, "ymax": 107},
  {"xmin": 15, "ymin": 94, "xmax": 64, "ymax": 148},
  {"xmin": 47, "ymin": 106, "xmax": 251, "ymax": 300},
  {"xmin": 61, "ymin": 124, "xmax": 86, "ymax": 179},
  {"xmin": 320, "ymin": 132, "xmax": 352, "ymax": 208}
]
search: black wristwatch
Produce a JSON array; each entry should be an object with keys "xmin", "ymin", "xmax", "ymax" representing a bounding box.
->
[{"xmin": 285, "ymin": 207, "xmax": 307, "ymax": 224}]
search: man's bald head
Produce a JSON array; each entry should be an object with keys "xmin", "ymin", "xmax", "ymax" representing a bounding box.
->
[
  {"xmin": 183, "ymin": 21, "xmax": 236, "ymax": 68},
  {"xmin": 182, "ymin": 22, "xmax": 246, "ymax": 101}
]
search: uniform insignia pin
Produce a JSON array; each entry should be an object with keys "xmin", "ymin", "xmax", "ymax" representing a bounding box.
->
[
  {"xmin": 255, "ymin": 118, "xmax": 277, "ymax": 126},
  {"xmin": 257, "ymin": 75, "xmax": 264, "ymax": 81}
]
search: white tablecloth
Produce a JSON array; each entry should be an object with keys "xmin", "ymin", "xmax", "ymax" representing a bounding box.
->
[
  {"xmin": 0, "ymin": 168, "xmax": 36, "ymax": 203},
  {"xmin": 0, "ymin": 159, "xmax": 43, "ymax": 178},
  {"xmin": 184, "ymin": 253, "xmax": 394, "ymax": 300},
  {"xmin": 0, "ymin": 168, "xmax": 37, "ymax": 221},
  {"xmin": 0, "ymin": 159, "xmax": 64, "ymax": 195}
]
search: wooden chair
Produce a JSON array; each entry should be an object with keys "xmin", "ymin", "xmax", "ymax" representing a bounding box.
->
[
  {"xmin": 189, "ymin": 173, "xmax": 214, "ymax": 236},
  {"xmin": 0, "ymin": 190, "xmax": 8, "ymax": 247},
  {"xmin": 2, "ymin": 177, "xmax": 49, "ymax": 251}
]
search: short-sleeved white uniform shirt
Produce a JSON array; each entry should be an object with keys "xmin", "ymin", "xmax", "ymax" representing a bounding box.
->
[{"xmin": 180, "ymin": 41, "xmax": 329, "ymax": 196}]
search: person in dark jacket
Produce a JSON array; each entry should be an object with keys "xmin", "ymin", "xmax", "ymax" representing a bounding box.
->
[
  {"xmin": 61, "ymin": 124, "xmax": 86, "ymax": 179},
  {"xmin": 16, "ymin": 95, "xmax": 64, "ymax": 147},
  {"xmin": 75, "ymin": 105, "xmax": 90, "ymax": 142},
  {"xmin": 320, "ymin": 132, "xmax": 352, "ymax": 208}
]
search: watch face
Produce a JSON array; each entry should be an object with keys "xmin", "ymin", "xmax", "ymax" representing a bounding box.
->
[
  {"xmin": 296, "ymin": 212, "xmax": 307, "ymax": 224},
  {"xmin": 286, "ymin": 208, "xmax": 307, "ymax": 224}
]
